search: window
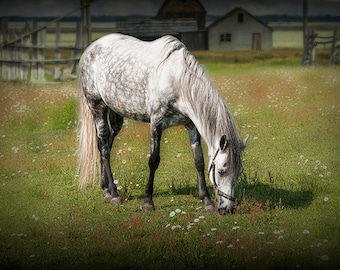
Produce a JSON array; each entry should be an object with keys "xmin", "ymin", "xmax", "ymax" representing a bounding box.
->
[
  {"xmin": 220, "ymin": 33, "xmax": 231, "ymax": 42},
  {"xmin": 238, "ymin": 13, "xmax": 244, "ymax": 23}
]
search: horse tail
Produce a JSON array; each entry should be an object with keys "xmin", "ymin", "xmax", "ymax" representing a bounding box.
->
[{"xmin": 77, "ymin": 80, "xmax": 98, "ymax": 190}]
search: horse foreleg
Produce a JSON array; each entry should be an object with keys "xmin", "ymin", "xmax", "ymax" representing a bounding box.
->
[
  {"xmin": 142, "ymin": 123, "xmax": 162, "ymax": 211},
  {"xmin": 187, "ymin": 125, "xmax": 215, "ymax": 212}
]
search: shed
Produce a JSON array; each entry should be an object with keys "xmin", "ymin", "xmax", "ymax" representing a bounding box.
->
[{"xmin": 207, "ymin": 7, "xmax": 273, "ymax": 50}]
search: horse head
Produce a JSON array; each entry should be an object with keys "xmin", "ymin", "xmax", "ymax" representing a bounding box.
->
[{"xmin": 208, "ymin": 135, "xmax": 248, "ymax": 214}]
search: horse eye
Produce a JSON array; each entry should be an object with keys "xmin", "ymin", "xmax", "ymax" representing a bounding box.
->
[{"xmin": 217, "ymin": 169, "xmax": 225, "ymax": 176}]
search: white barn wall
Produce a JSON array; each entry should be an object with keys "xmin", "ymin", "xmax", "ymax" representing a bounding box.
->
[{"xmin": 208, "ymin": 8, "xmax": 273, "ymax": 51}]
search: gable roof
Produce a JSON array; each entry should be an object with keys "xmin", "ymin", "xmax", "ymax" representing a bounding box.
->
[
  {"xmin": 208, "ymin": 7, "xmax": 273, "ymax": 31},
  {"xmin": 156, "ymin": 0, "xmax": 206, "ymax": 17}
]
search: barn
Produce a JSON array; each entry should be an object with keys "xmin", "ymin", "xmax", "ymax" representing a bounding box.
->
[
  {"xmin": 116, "ymin": 0, "xmax": 207, "ymax": 49},
  {"xmin": 154, "ymin": 0, "xmax": 206, "ymax": 30},
  {"xmin": 208, "ymin": 7, "xmax": 273, "ymax": 50},
  {"xmin": 116, "ymin": 2, "xmax": 273, "ymax": 51}
]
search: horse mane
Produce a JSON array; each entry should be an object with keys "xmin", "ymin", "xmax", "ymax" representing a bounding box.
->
[{"xmin": 162, "ymin": 40, "xmax": 241, "ymax": 168}]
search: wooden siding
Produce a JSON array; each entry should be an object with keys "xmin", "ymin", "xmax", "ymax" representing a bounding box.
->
[
  {"xmin": 116, "ymin": 19, "xmax": 197, "ymax": 40},
  {"xmin": 155, "ymin": 0, "xmax": 206, "ymax": 29}
]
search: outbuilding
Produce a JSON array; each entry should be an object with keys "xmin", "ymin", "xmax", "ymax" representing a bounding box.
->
[{"xmin": 208, "ymin": 7, "xmax": 273, "ymax": 50}]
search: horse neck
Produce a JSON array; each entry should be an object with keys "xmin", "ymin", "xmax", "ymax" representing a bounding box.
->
[{"xmin": 179, "ymin": 75, "xmax": 239, "ymax": 157}]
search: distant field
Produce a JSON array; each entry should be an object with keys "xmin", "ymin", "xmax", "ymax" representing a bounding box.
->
[
  {"xmin": 269, "ymin": 22, "xmax": 340, "ymax": 49},
  {"xmin": 5, "ymin": 21, "xmax": 340, "ymax": 49}
]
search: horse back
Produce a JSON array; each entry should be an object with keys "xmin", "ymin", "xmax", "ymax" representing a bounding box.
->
[{"xmin": 79, "ymin": 34, "xmax": 186, "ymax": 122}]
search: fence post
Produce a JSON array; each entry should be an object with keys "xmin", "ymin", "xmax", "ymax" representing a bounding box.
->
[
  {"xmin": 75, "ymin": 22, "xmax": 84, "ymax": 73},
  {"xmin": 329, "ymin": 29, "xmax": 339, "ymax": 66},
  {"xmin": 81, "ymin": 0, "xmax": 92, "ymax": 48},
  {"xmin": 55, "ymin": 21, "xmax": 61, "ymax": 79},
  {"xmin": 9, "ymin": 29, "xmax": 16, "ymax": 80},
  {"xmin": 1, "ymin": 19, "xmax": 9, "ymax": 80},
  {"xmin": 302, "ymin": 29, "xmax": 317, "ymax": 66},
  {"xmin": 31, "ymin": 20, "xmax": 38, "ymax": 81},
  {"xmin": 31, "ymin": 21, "xmax": 46, "ymax": 81},
  {"xmin": 15, "ymin": 28, "xmax": 22, "ymax": 80},
  {"xmin": 21, "ymin": 21, "xmax": 30, "ymax": 81},
  {"xmin": 37, "ymin": 28, "xmax": 46, "ymax": 81}
]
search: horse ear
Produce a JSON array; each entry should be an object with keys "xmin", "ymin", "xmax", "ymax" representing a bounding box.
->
[
  {"xmin": 219, "ymin": 135, "xmax": 228, "ymax": 151},
  {"xmin": 239, "ymin": 134, "xmax": 249, "ymax": 151}
]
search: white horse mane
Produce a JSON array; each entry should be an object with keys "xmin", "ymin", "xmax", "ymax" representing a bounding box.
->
[{"xmin": 159, "ymin": 37, "xmax": 241, "ymax": 167}]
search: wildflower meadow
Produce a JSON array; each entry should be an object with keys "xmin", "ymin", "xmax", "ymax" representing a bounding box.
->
[{"xmin": 0, "ymin": 52, "xmax": 339, "ymax": 269}]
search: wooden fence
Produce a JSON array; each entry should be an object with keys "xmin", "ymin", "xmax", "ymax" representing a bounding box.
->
[
  {"xmin": 0, "ymin": 0, "xmax": 92, "ymax": 81},
  {"xmin": 0, "ymin": 20, "xmax": 87, "ymax": 81},
  {"xmin": 302, "ymin": 29, "xmax": 340, "ymax": 66}
]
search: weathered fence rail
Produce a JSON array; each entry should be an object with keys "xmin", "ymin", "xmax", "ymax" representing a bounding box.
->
[
  {"xmin": 0, "ymin": 0, "xmax": 93, "ymax": 81},
  {"xmin": 0, "ymin": 19, "xmax": 86, "ymax": 81},
  {"xmin": 302, "ymin": 28, "xmax": 340, "ymax": 66}
]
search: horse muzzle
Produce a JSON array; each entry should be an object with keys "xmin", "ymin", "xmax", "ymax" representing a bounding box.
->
[{"xmin": 216, "ymin": 189, "xmax": 236, "ymax": 215}]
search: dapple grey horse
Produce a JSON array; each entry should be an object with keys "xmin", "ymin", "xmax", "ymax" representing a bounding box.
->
[{"xmin": 78, "ymin": 33, "xmax": 248, "ymax": 214}]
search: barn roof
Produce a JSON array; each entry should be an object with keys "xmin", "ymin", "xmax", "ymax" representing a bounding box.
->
[
  {"xmin": 208, "ymin": 7, "xmax": 273, "ymax": 31},
  {"xmin": 116, "ymin": 19, "xmax": 198, "ymax": 39},
  {"xmin": 156, "ymin": 0, "xmax": 206, "ymax": 17}
]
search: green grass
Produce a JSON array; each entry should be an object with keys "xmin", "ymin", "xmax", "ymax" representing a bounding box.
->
[{"xmin": 0, "ymin": 58, "xmax": 339, "ymax": 269}]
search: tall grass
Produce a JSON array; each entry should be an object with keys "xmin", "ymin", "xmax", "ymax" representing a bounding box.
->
[{"xmin": 0, "ymin": 57, "xmax": 339, "ymax": 269}]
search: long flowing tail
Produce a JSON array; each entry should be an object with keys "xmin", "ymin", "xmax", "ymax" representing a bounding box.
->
[{"xmin": 77, "ymin": 80, "xmax": 98, "ymax": 190}]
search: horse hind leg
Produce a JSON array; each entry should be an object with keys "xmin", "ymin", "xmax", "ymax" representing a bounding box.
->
[
  {"xmin": 102, "ymin": 110, "xmax": 123, "ymax": 205},
  {"xmin": 92, "ymin": 102, "xmax": 123, "ymax": 206}
]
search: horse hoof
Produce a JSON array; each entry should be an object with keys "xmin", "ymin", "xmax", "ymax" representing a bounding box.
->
[
  {"xmin": 205, "ymin": 204, "xmax": 215, "ymax": 213},
  {"xmin": 141, "ymin": 202, "xmax": 155, "ymax": 211},
  {"xmin": 104, "ymin": 193, "xmax": 113, "ymax": 202},
  {"xmin": 110, "ymin": 197, "xmax": 122, "ymax": 206}
]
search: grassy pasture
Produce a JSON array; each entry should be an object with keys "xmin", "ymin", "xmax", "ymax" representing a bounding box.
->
[{"xmin": 0, "ymin": 53, "xmax": 340, "ymax": 269}]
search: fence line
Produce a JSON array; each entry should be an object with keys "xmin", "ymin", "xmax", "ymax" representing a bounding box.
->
[
  {"xmin": 302, "ymin": 28, "xmax": 340, "ymax": 66},
  {"xmin": 0, "ymin": 0, "xmax": 92, "ymax": 81},
  {"xmin": 0, "ymin": 20, "xmax": 85, "ymax": 81}
]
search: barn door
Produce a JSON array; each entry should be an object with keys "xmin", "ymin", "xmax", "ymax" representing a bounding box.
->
[{"xmin": 252, "ymin": 33, "xmax": 261, "ymax": 50}]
